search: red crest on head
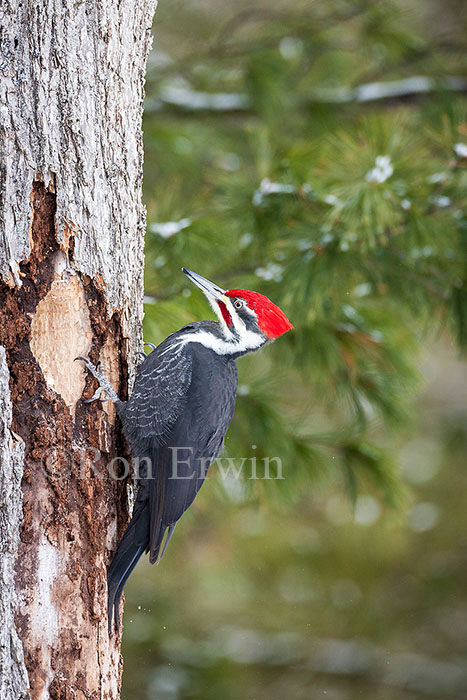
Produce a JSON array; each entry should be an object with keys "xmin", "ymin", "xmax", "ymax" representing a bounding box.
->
[{"xmin": 225, "ymin": 289, "xmax": 294, "ymax": 339}]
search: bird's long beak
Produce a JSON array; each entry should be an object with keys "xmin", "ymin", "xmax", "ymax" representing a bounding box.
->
[{"xmin": 182, "ymin": 268, "xmax": 226, "ymax": 301}]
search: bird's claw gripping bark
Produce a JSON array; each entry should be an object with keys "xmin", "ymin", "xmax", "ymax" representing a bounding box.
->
[
  {"xmin": 75, "ymin": 357, "xmax": 119, "ymax": 404},
  {"xmin": 136, "ymin": 342, "xmax": 157, "ymax": 362},
  {"xmin": 86, "ymin": 385, "xmax": 110, "ymax": 403}
]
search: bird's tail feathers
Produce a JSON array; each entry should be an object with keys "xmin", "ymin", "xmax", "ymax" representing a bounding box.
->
[
  {"xmin": 149, "ymin": 522, "xmax": 177, "ymax": 566},
  {"xmin": 107, "ymin": 509, "xmax": 149, "ymax": 634}
]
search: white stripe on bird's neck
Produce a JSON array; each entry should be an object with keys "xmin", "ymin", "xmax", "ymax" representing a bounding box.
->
[
  {"xmin": 179, "ymin": 327, "xmax": 265, "ymax": 355},
  {"xmin": 177, "ymin": 294, "xmax": 265, "ymax": 355}
]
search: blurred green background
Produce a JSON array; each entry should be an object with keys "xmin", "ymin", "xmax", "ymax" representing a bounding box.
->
[{"xmin": 122, "ymin": 0, "xmax": 467, "ymax": 698}]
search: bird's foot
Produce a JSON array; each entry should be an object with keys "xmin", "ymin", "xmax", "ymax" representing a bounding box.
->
[
  {"xmin": 75, "ymin": 357, "xmax": 119, "ymax": 404},
  {"xmin": 136, "ymin": 342, "xmax": 157, "ymax": 362}
]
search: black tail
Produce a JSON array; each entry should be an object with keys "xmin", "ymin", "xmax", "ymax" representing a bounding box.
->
[{"xmin": 107, "ymin": 507, "xmax": 149, "ymax": 634}]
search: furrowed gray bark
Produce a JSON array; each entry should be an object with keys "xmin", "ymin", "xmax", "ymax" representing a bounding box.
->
[
  {"xmin": 0, "ymin": 1, "xmax": 157, "ymax": 698},
  {"xmin": 0, "ymin": 348, "xmax": 29, "ymax": 700}
]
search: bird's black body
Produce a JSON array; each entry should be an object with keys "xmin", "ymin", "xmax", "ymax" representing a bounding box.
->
[
  {"xmin": 107, "ymin": 321, "xmax": 238, "ymax": 630},
  {"xmin": 78, "ymin": 267, "xmax": 292, "ymax": 633}
]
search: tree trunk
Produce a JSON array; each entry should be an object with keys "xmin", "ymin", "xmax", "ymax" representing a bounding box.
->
[{"xmin": 0, "ymin": 1, "xmax": 157, "ymax": 698}]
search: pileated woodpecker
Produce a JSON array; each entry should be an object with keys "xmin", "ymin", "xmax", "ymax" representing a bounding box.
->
[{"xmin": 78, "ymin": 267, "xmax": 293, "ymax": 632}]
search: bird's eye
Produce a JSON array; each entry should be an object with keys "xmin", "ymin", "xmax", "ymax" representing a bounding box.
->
[{"xmin": 234, "ymin": 299, "xmax": 244, "ymax": 309}]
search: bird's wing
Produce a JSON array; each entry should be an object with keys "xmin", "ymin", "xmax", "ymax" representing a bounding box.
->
[
  {"xmin": 146, "ymin": 352, "xmax": 238, "ymax": 563},
  {"xmin": 118, "ymin": 336, "xmax": 193, "ymax": 448}
]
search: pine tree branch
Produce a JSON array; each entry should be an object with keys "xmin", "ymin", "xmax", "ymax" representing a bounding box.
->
[{"xmin": 145, "ymin": 75, "xmax": 467, "ymax": 113}]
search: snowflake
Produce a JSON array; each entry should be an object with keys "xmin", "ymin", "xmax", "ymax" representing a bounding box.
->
[
  {"xmin": 365, "ymin": 155, "xmax": 394, "ymax": 184},
  {"xmin": 150, "ymin": 218, "xmax": 191, "ymax": 238}
]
